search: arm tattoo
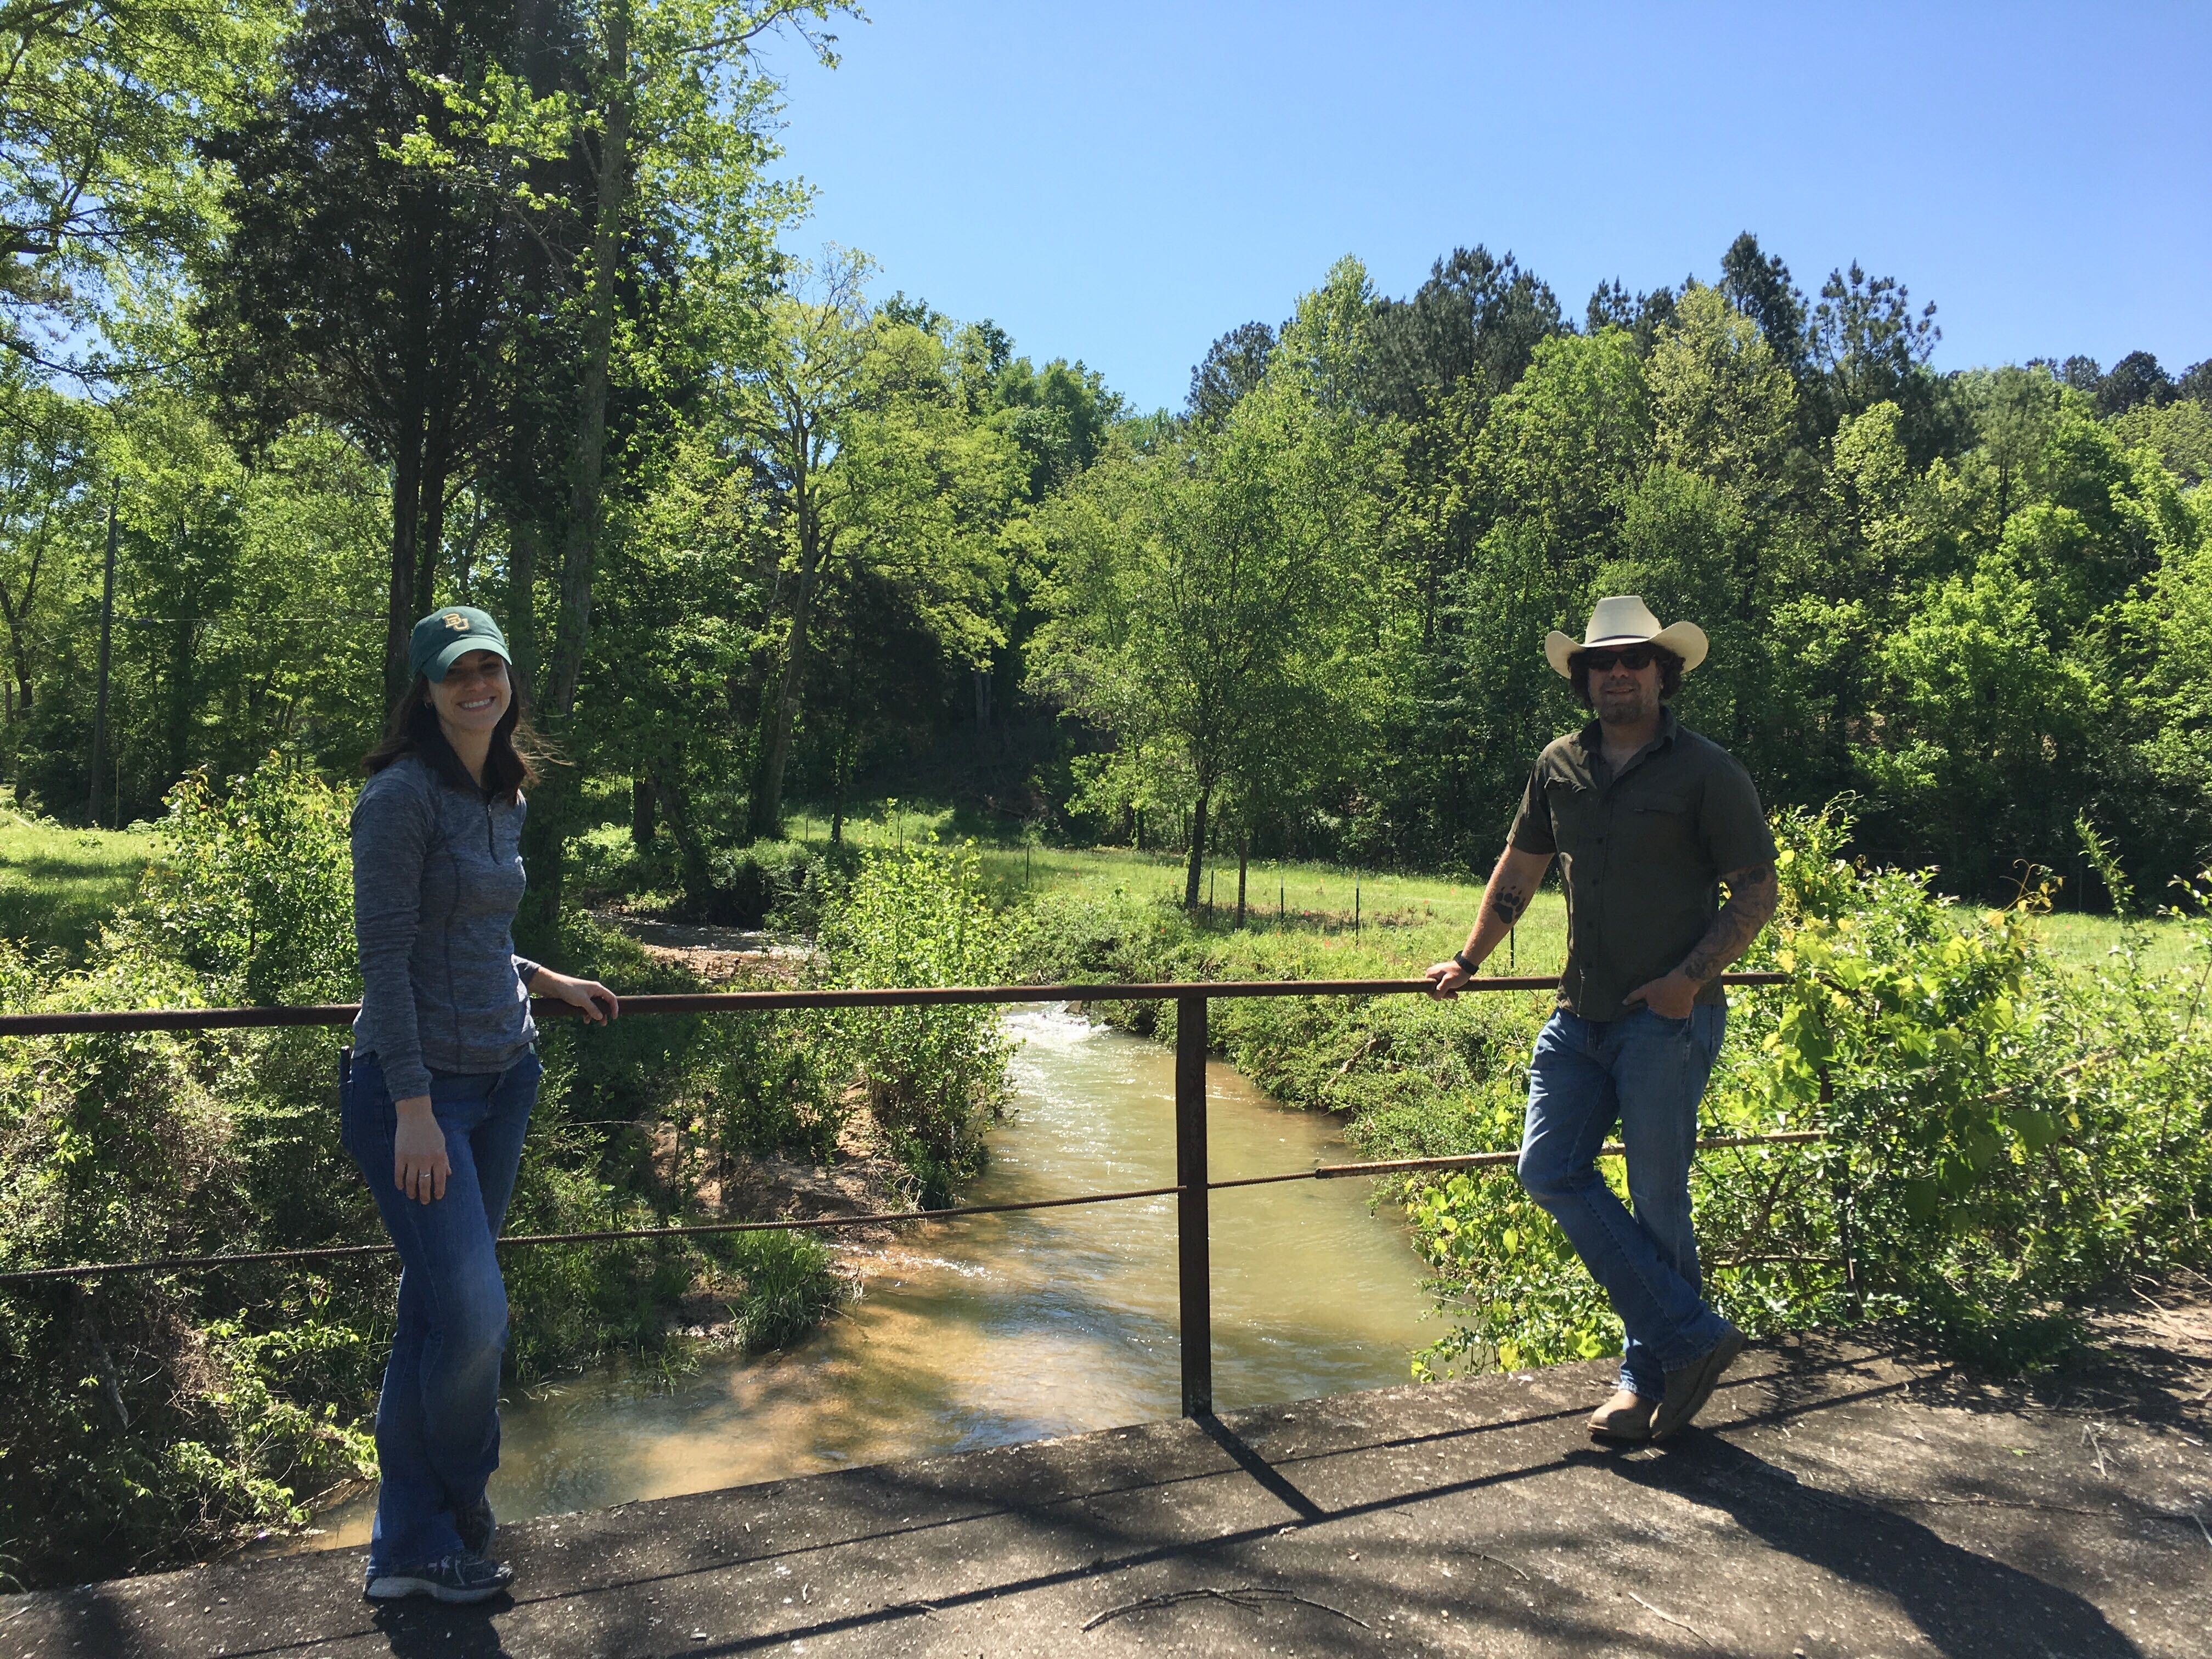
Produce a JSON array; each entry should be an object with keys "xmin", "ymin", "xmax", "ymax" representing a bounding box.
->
[
  {"xmin": 1487, "ymin": 883, "xmax": 1530, "ymax": 929},
  {"xmin": 1677, "ymin": 864, "xmax": 1780, "ymax": 984}
]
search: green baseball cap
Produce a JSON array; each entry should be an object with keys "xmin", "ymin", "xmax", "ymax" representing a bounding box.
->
[{"xmin": 409, "ymin": 606, "xmax": 512, "ymax": 682}]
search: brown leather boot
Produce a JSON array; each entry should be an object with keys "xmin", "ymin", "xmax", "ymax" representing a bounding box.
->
[
  {"xmin": 1651, "ymin": 1325, "xmax": 1748, "ymax": 1442},
  {"xmin": 1588, "ymin": 1389, "xmax": 1657, "ymax": 1442}
]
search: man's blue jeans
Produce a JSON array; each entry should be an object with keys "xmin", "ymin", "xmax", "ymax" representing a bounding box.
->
[
  {"xmin": 1517, "ymin": 1005, "xmax": 1733, "ymax": 1400},
  {"xmin": 341, "ymin": 1046, "xmax": 539, "ymax": 1578}
]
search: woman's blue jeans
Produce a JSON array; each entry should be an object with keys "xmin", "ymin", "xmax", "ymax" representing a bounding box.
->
[
  {"xmin": 340, "ymin": 1046, "xmax": 539, "ymax": 1578},
  {"xmin": 1516, "ymin": 1005, "xmax": 1733, "ymax": 1400}
]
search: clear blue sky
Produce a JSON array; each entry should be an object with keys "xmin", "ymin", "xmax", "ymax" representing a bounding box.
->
[{"xmin": 759, "ymin": 2, "xmax": 2210, "ymax": 415}]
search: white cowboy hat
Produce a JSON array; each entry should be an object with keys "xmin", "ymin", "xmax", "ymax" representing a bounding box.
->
[{"xmin": 1544, "ymin": 595, "xmax": 1708, "ymax": 679}]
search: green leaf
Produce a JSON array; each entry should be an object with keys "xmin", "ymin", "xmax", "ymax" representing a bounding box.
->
[{"xmin": 1902, "ymin": 1178, "xmax": 1939, "ymax": 1222}]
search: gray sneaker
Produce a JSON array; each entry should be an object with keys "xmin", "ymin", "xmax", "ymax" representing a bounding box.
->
[
  {"xmin": 365, "ymin": 1551, "xmax": 515, "ymax": 1604},
  {"xmin": 1651, "ymin": 1324, "xmax": 1747, "ymax": 1441},
  {"xmin": 456, "ymin": 1494, "xmax": 495, "ymax": 1559}
]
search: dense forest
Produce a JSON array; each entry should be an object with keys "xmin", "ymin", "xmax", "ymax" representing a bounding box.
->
[{"xmin": 4, "ymin": 2, "xmax": 2209, "ymax": 911}]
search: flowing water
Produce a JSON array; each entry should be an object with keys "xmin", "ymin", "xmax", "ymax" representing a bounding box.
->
[{"xmin": 304, "ymin": 1008, "xmax": 1436, "ymax": 1547}]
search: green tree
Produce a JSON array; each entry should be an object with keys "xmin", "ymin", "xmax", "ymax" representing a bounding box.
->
[
  {"xmin": 1808, "ymin": 259, "xmax": 1945, "ymax": 456},
  {"xmin": 1038, "ymin": 261, "xmax": 1387, "ymax": 906},
  {"xmin": 194, "ymin": 0, "xmax": 552, "ymax": 706},
  {"xmin": 0, "ymin": 0, "xmax": 268, "ymax": 363},
  {"xmin": 1647, "ymin": 282, "xmax": 1795, "ymax": 491},
  {"xmin": 1859, "ymin": 565, "xmax": 2103, "ymax": 889},
  {"xmin": 2112, "ymin": 395, "xmax": 2212, "ymax": 488},
  {"xmin": 531, "ymin": 0, "xmax": 842, "ymax": 731},
  {"xmin": 0, "ymin": 370, "xmax": 98, "ymax": 725},
  {"xmin": 739, "ymin": 257, "xmax": 1025, "ymax": 838}
]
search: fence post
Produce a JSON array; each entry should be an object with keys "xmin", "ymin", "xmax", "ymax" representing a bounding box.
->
[
  {"xmin": 1820, "ymin": 1064, "xmax": 1860, "ymax": 1314},
  {"xmin": 1175, "ymin": 992, "xmax": 1212, "ymax": 1419}
]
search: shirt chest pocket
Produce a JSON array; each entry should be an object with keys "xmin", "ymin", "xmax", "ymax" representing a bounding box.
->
[
  {"xmin": 1543, "ymin": 777, "xmax": 1598, "ymax": 853},
  {"xmin": 1625, "ymin": 787, "xmax": 1701, "ymax": 868}
]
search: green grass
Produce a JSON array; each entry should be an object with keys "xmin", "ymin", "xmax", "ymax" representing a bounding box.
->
[
  {"xmin": 2025, "ymin": 910, "xmax": 2200, "ymax": 982},
  {"xmin": 0, "ymin": 810, "xmax": 157, "ymax": 963},
  {"xmin": 974, "ymin": 844, "xmax": 1571, "ymax": 975}
]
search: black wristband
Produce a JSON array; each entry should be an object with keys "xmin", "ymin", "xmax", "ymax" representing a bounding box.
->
[{"xmin": 1452, "ymin": 950, "xmax": 1479, "ymax": 975}]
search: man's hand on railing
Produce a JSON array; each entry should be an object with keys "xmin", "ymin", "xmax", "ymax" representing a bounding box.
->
[{"xmin": 1424, "ymin": 959, "xmax": 1473, "ymax": 999}]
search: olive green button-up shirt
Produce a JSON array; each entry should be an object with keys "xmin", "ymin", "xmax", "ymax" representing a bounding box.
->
[{"xmin": 1507, "ymin": 708, "xmax": 1776, "ymax": 1023}]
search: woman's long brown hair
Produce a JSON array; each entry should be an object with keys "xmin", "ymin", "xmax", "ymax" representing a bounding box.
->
[{"xmin": 363, "ymin": 663, "xmax": 545, "ymax": 805}]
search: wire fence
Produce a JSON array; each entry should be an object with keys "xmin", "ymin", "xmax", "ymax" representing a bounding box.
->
[{"xmin": 0, "ymin": 969, "xmax": 1812, "ymax": 1381}]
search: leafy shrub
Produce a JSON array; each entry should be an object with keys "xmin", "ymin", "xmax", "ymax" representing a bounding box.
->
[
  {"xmin": 685, "ymin": 840, "xmax": 833, "ymax": 932},
  {"xmin": 820, "ymin": 840, "xmax": 1029, "ymax": 1203},
  {"xmin": 0, "ymin": 766, "xmax": 389, "ymax": 1578},
  {"xmin": 0, "ymin": 935, "xmax": 387, "ymax": 1584},
  {"xmin": 697, "ymin": 1009, "xmax": 845, "ymax": 1167},
  {"xmin": 1735, "ymin": 810, "xmax": 2211, "ymax": 1362},
  {"xmin": 566, "ymin": 822, "xmax": 681, "ymax": 906},
  {"xmin": 120, "ymin": 757, "xmax": 355, "ymax": 1003}
]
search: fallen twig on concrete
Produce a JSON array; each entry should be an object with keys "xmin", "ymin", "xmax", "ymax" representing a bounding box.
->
[
  {"xmin": 2082, "ymin": 1423, "xmax": 2109, "ymax": 1477},
  {"xmin": 1082, "ymin": 1585, "xmax": 1369, "ymax": 1632},
  {"xmin": 1467, "ymin": 1549, "xmax": 1531, "ymax": 1582},
  {"xmin": 1627, "ymin": 1591, "xmax": 1713, "ymax": 1646}
]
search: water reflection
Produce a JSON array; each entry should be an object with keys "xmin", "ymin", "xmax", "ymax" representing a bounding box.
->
[{"xmin": 304, "ymin": 1007, "xmax": 1434, "ymax": 1545}]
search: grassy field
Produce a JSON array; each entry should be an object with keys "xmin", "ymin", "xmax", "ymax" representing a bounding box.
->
[
  {"xmin": 2029, "ymin": 909, "xmax": 2200, "ymax": 981},
  {"xmin": 0, "ymin": 809, "xmax": 158, "ymax": 963},
  {"xmin": 794, "ymin": 806, "xmax": 1570, "ymax": 973}
]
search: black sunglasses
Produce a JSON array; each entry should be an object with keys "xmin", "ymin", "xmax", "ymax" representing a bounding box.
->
[{"xmin": 1573, "ymin": 645, "xmax": 1657, "ymax": 673}]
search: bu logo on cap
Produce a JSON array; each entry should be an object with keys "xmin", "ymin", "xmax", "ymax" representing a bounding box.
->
[{"xmin": 443, "ymin": 612, "xmax": 470, "ymax": 631}]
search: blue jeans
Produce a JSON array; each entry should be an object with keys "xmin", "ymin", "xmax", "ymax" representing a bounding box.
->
[
  {"xmin": 341, "ymin": 1046, "xmax": 539, "ymax": 1577},
  {"xmin": 1516, "ymin": 1005, "xmax": 1733, "ymax": 1399}
]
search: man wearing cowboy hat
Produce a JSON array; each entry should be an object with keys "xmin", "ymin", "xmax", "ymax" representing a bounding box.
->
[{"xmin": 1426, "ymin": 596, "xmax": 1779, "ymax": 1443}]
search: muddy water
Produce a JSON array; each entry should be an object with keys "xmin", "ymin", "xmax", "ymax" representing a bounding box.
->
[{"xmin": 306, "ymin": 1008, "xmax": 1435, "ymax": 1546}]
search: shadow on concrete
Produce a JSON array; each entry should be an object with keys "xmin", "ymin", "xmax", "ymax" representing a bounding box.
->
[
  {"xmin": 1193, "ymin": 1412, "xmax": 1324, "ymax": 1521},
  {"xmin": 366, "ymin": 1599, "xmax": 519, "ymax": 1658},
  {"xmin": 1598, "ymin": 1433, "xmax": 2145, "ymax": 1659}
]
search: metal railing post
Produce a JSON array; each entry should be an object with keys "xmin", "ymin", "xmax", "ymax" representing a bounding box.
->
[{"xmin": 1175, "ymin": 991, "xmax": 1212, "ymax": 1419}]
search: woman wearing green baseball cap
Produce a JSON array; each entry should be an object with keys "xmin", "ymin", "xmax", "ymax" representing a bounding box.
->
[{"xmin": 341, "ymin": 606, "xmax": 619, "ymax": 1604}]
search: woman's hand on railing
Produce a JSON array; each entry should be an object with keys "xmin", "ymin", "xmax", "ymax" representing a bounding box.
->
[
  {"xmin": 394, "ymin": 1097, "xmax": 449, "ymax": 1204},
  {"xmin": 533, "ymin": 968, "xmax": 620, "ymax": 1024}
]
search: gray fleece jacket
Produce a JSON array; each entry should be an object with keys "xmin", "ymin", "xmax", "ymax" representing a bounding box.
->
[{"xmin": 351, "ymin": 754, "xmax": 540, "ymax": 1102}]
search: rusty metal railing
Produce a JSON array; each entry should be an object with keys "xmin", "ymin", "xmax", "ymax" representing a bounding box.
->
[{"xmin": 0, "ymin": 972, "xmax": 1804, "ymax": 1419}]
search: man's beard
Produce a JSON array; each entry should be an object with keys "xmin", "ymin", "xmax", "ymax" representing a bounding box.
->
[{"xmin": 1595, "ymin": 682, "xmax": 1655, "ymax": 724}]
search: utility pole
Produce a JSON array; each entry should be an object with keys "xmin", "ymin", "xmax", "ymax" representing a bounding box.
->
[{"xmin": 87, "ymin": 489, "xmax": 118, "ymax": 827}]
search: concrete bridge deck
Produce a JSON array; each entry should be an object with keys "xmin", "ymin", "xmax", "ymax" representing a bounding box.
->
[{"xmin": 7, "ymin": 1329, "xmax": 2208, "ymax": 1658}]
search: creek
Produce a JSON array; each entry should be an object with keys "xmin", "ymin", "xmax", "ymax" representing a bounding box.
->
[{"xmin": 305, "ymin": 1007, "xmax": 1436, "ymax": 1545}]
